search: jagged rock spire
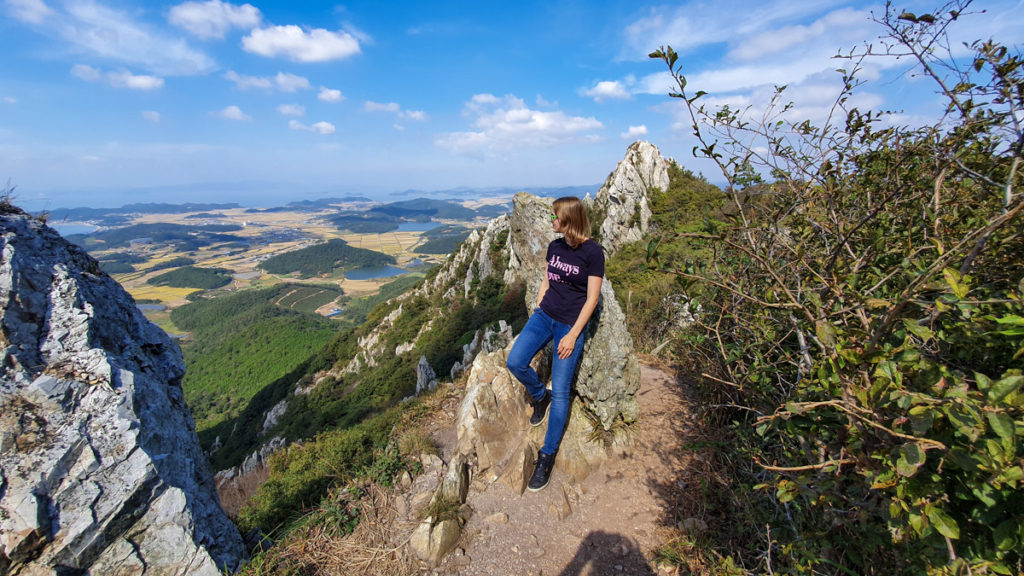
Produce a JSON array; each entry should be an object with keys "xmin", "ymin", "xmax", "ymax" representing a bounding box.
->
[{"xmin": 588, "ymin": 140, "xmax": 671, "ymax": 256}]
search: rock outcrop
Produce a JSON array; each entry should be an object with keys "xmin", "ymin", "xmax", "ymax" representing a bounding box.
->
[
  {"xmin": 503, "ymin": 191, "xmax": 641, "ymax": 429},
  {"xmin": 449, "ymin": 320, "xmax": 514, "ymax": 381},
  {"xmin": 587, "ymin": 140, "xmax": 671, "ymax": 255},
  {"xmin": 415, "ymin": 355, "xmax": 437, "ymax": 395},
  {"xmin": 453, "ymin": 154, "xmax": 662, "ymax": 499},
  {"xmin": 0, "ymin": 206, "xmax": 246, "ymax": 575}
]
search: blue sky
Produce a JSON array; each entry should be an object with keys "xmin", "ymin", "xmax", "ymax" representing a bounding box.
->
[{"xmin": 2, "ymin": 0, "xmax": 1022, "ymax": 210}]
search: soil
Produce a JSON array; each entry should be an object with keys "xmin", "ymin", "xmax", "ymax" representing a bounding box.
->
[{"xmin": 422, "ymin": 362, "xmax": 698, "ymax": 575}]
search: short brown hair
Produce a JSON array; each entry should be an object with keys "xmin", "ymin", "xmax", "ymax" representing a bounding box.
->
[{"xmin": 552, "ymin": 196, "xmax": 590, "ymax": 248}]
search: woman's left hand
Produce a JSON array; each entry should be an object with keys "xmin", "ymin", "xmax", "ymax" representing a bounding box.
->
[{"xmin": 557, "ymin": 334, "xmax": 577, "ymax": 359}]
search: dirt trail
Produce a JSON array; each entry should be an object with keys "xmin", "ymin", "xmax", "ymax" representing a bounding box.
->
[{"xmin": 427, "ymin": 363, "xmax": 697, "ymax": 575}]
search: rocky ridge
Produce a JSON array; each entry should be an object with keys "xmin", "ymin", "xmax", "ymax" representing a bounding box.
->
[
  {"xmin": 0, "ymin": 205, "xmax": 246, "ymax": 575},
  {"xmin": 403, "ymin": 141, "xmax": 671, "ymax": 566},
  {"xmin": 218, "ymin": 141, "xmax": 673, "ymax": 566}
]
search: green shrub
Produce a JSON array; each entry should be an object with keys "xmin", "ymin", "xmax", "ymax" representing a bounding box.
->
[
  {"xmin": 650, "ymin": 6, "xmax": 1024, "ymax": 574},
  {"xmin": 237, "ymin": 409, "xmax": 400, "ymax": 532}
]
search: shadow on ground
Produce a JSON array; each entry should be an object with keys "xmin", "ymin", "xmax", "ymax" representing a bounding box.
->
[
  {"xmin": 637, "ymin": 362, "xmax": 737, "ymax": 548},
  {"xmin": 558, "ymin": 530, "xmax": 656, "ymax": 576}
]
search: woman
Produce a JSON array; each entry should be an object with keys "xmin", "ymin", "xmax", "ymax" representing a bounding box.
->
[{"xmin": 506, "ymin": 196, "xmax": 604, "ymax": 492}]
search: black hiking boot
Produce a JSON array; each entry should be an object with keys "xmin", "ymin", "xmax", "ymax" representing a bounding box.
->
[
  {"xmin": 528, "ymin": 451, "xmax": 555, "ymax": 492},
  {"xmin": 529, "ymin": 390, "xmax": 551, "ymax": 427}
]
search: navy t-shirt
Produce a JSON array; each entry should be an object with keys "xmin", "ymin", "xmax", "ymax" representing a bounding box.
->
[{"xmin": 539, "ymin": 238, "xmax": 605, "ymax": 325}]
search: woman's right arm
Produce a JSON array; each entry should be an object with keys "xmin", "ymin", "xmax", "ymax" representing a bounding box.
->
[{"xmin": 535, "ymin": 276, "xmax": 549, "ymax": 308}]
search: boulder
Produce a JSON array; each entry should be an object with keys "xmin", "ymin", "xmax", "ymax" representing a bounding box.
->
[
  {"xmin": 575, "ymin": 282, "xmax": 641, "ymax": 428},
  {"xmin": 0, "ymin": 206, "xmax": 246, "ymax": 575},
  {"xmin": 436, "ymin": 453, "xmax": 469, "ymax": 505},
  {"xmin": 455, "ymin": 349, "xmax": 530, "ymax": 473},
  {"xmin": 409, "ymin": 517, "xmax": 461, "ymax": 566}
]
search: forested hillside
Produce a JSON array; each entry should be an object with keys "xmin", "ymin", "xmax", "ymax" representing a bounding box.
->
[
  {"xmin": 173, "ymin": 284, "xmax": 341, "ymax": 432},
  {"xmin": 638, "ymin": 6, "xmax": 1024, "ymax": 574},
  {"xmin": 258, "ymin": 238, "xmax": 395, "ymax": 277},
  {"xmin": 148, "ymin": 265, "xmax": 233, "ymax": 289}
]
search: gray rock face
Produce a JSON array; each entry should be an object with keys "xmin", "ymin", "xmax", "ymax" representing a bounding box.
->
[
  {"xmin": 0, "ymin": 207, "xmax": 246, "ymax": 575},
  {"xmin": 588, "ymin": 140, "xmax": 671, "ymax": 255},
  {"xmin": 503, "ymin": 192, "xmax": 559, "ymax": 303},
  {"xmin": 576, "ymin": 281, "xmax": 641, "ymax": 428}
]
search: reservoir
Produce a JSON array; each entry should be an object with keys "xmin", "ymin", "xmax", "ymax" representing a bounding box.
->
[
  {"xmin": 136, "ymin": 304, "xmax": 167, "ymax": 311},
  {"xmin": 396, "ymin": 222, "xmax": 442, "ymax": 232},
  {"xmin": 51, "ymin": 223, "xmax": 99, "ymax": 236},
  {"xmin": 345, "ymin": 266, "xmax": 408, "ymax": 280}
]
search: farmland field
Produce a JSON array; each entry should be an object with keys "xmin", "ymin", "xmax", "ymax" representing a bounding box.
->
[{"xmin": 84, "ymin": 201, "xmax": 489, "ymax": 317}]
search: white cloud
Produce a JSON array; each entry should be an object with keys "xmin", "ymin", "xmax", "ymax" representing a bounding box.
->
[
  {"xmin": 622, "ymin": 0, "xmax": 847, "ymax": 60},
  {"xmin": 277, "ymin": 104, "xmax": 304, "ymax": 116},
  {"xmin": 7, "ymin": 0, "xmax": 53, "ymax": 23},
  {"xmin": 224, "ymin": 70, "xmax": 310, "ymax": 92},
  {"xmin": 289, "ymin": 119, "xmax": 335, "ymax": 134},
  {"xmin": 2, "ymin": 96, "xmax": 17, "ymax": 104},
  {"xmin": 57, "ymin": 1, "xmax": 215, "ymax": 75},
  {"xmin": 318, "ymin": 87, "xmax": 344, "ymax": 102},
  {"xmin": 632, "ymin": 4, "xmax": 878, "ymax": 98},
  {"xmin": 581, "ymin": 80, "xmax": 631, "ymax": 102},
  {"xmin": 730, "ymin": 7, "xmax": 871, "ymax": 61},
  {"xmin": 470, "ymin": 93, "xmax": 499, "ymax": 105},
  {"xmin": 364, "ymin": 101, "xmax": 400, "ymax": 113},
  {"xmin": 168, "ymin": 0, "xmax": 261, "ymax": 39},
  {"xmin": 108, "ymin": 70, "xmax": 164, "ymax": 90},
  {"xmin": 621, "ymin": 125, "xmax": 647, "ymax": 139},
  {"xmin": 215, "ymin": 105, "xmax": 251, "ymax": 121},
  {"xmin": 242, "ymin": 25, "xmax": 360, "ymax": 62},
  {"xmin": 73, "ymin": 63, "xmax": 164, "ymax": 90},
  {"xmin": 310, "ymin": 121, "xmax": 335, "ymax": 135},
  {"xmin": 364, "ymin": 101, "xmax": 427, "ymax": 121},
  {"xmin": 435, "ymin": 93, "xmax": 602, "ymax": 155},
  {"xmin": 142, "ymin": 110, "xmax": 161, "ymax": 122},
  {"xmin": 223, "ymin": 70, "xmax": 271, "ymax": 89},
  {"xmin": 274, "ymin": 72, "xmax": 310, "ymax": 93},
  {"xmin": 71, "ymin": 63, "xmax": 101, "ymax": 81}
]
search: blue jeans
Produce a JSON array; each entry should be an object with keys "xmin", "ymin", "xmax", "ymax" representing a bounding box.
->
[{"xmin": 506, "ymin": 308, "xmax": 586, "ymax": 456}]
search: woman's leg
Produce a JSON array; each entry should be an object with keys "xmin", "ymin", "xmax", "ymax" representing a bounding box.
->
[
  {"xmin": 540, "ymin": 319, "xmax": 586, "ymax": 456},
  {"xmin": 505, "ymin": 309, "xmax": 554, "ymax": 402}
]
